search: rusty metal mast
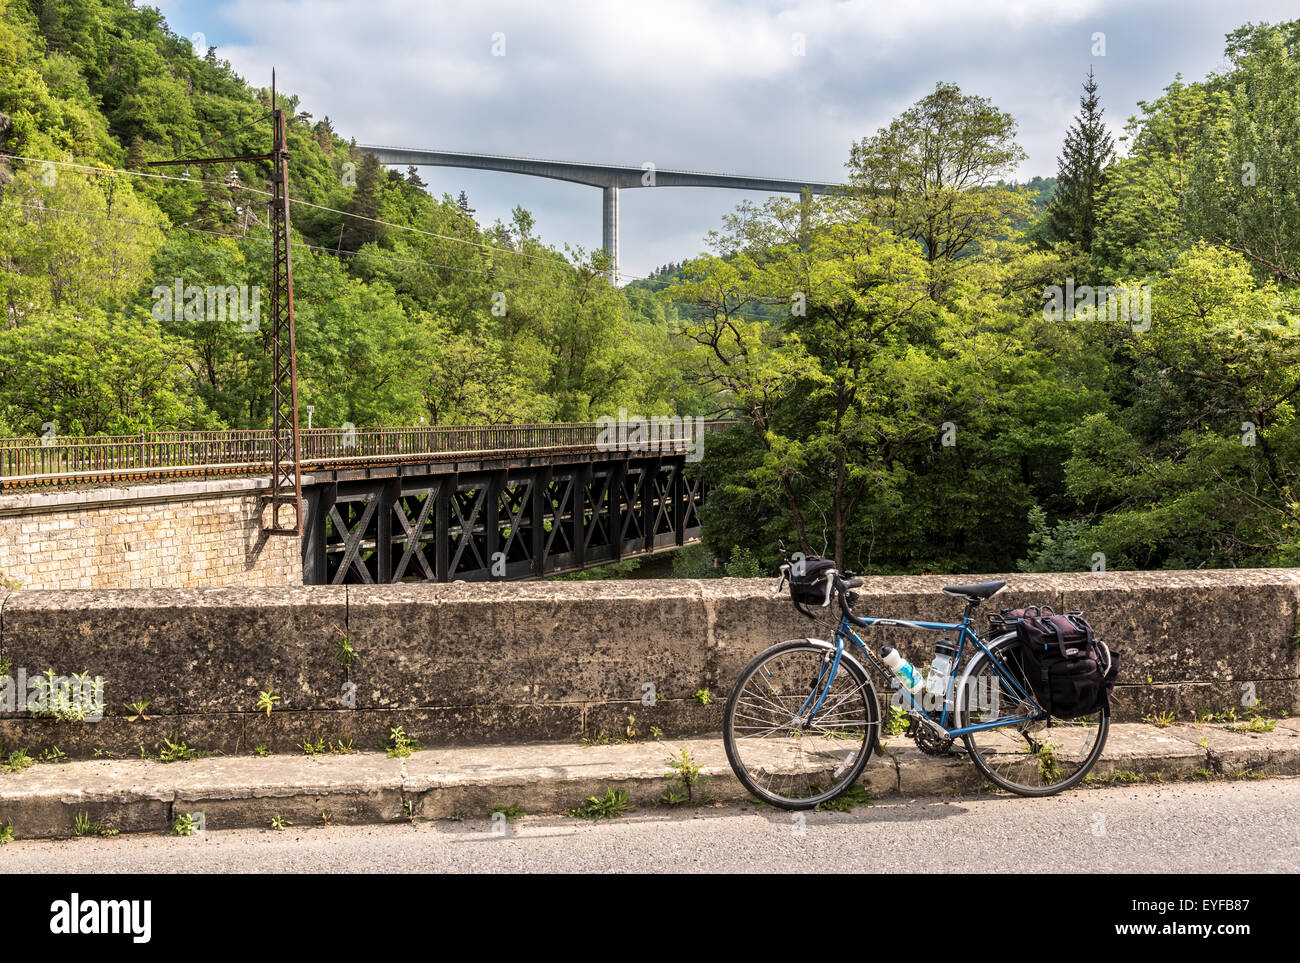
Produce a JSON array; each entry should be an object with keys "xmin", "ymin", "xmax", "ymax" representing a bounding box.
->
[
  {"xmin": 148, "ymin": 70, "xmax": 302, "ymax": 535},
  {"xmin": 265, "ymin": 72, "xmax": 302, "ymax": 534}
]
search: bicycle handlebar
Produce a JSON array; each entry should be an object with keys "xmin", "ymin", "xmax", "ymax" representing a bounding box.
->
[
  {"xmin": 835, "ymin": 574, "xmax": 869, "ymax": 626},
  {"xmin": 772, "ymin": 545, "xmax": 868, "ymax": 624}
]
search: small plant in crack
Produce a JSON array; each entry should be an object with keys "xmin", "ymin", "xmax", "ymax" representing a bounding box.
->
[
  {"xmin": 490, "ymin": 802, "xmax": 525, "ymax": 821},
  {"xmin": 383, "ymin": 726, "xmax": 420, "ymax": 758},
  {"xmin": 125, "ymin": 700, "xmax": 151, "ymax": 722},
  {"xmin": 882, "ymin": 705, "xmax": 910, "ymax": 736},
  {"xmin": 157, "ymin": 733, "xmax": 204, "ymax": 762},
  {"xmin": 256, "ymin": 689, "xmax": 281, "ymax": 718},
  {"xmin": 568, "ymin": 789, "xmax": 633, "ymax": 820},
  {"xmin": 335, "ymin": 631, "xmax": 357, "ymax": 667},
  {"xmin": 2, "ymin": 748, "xmax": 36, "ymax": 769},
  {"xmin": 814, "ymin": 784, "xmax": 872, "ymax": 812},
  {"xmin": 73, "ymin": 809, "xmax": 117, "ymax": 837},
  {"xmin": 1225, "ymin": 703, "xmax": 1277, "ymax": 733},
  {"xmin": 657, "ymin": 749, "xmax": 711, "ymax": 806}
]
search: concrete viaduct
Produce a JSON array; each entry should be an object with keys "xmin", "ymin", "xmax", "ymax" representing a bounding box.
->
[{"xmin": 358, "ymin": 145, "xmax": 842, "ymax": 279}]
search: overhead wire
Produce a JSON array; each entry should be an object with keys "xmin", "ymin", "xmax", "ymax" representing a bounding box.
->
[
  {"xmin": 0, "ymin": 153, "xmax": 274, "ymax": 196},
  {"xmin": 0, "ymin": 200, "xmax": 558, "ymax": 287},
  {"xmin": 1, "ymin": 154, "xmax": 784, "ymax": 320},
  {"xmin": 166, "ymin": 111, "xmax": 271, "ymax": 162}
]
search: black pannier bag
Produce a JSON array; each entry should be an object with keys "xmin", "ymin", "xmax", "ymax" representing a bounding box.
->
[
  {"xmin": 783, "ymin": 555, "xmax": 837, "ymax": 617},
  {"xmin": 1011, "ymin": 608, "xmax": 1119, "ymax": 718}
]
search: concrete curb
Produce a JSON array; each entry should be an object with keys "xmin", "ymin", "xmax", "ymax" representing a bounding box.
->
[{"xmin": 2, "ymin": 720, "xmax": 1298, "ymax": 840}]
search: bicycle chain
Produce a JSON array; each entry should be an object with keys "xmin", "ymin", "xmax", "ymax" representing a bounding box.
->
[{"xmin": 910, "ymin": 713, "xmax": 962, "ymax": 756}]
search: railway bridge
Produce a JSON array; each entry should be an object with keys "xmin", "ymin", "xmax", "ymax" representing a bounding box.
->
[{"xmin": 0, "ymin": 420, "xmax": 732, "ymax": 587}]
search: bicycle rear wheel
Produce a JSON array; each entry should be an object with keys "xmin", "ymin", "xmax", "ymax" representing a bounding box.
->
[
  {"xmin": 956, "ymin": 633, "xmax": 1108, "ymax": 796},
  {"xmin": 723, "ymin": 639, "xmax": 878, "ymax": 810}
]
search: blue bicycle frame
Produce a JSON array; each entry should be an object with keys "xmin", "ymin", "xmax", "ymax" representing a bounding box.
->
[{"xmin": 818, "ymin": 610, "xmax": 1046, "ymax": 737}]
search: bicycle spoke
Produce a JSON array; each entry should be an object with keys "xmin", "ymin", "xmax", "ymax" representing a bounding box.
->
[
  {"xmin": 724, "ymin": 642, "xmax": 876, "ymax": 808},
  {"xmin": 960, "ymin": 635, "xmax": 1108, "ymax": 795}
]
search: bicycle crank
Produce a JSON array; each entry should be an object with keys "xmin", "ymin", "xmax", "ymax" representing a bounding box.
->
[{"xmin": 908, "ymin": 711, "xmax": 963, "ymax": 756}]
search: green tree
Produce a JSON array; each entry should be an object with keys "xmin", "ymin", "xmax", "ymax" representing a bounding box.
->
[
  {"xmin": 1065, "ymin": 246, "xmax": 1300, "ymax": 567},
  {"xmin": 847, "ymin": 81, "xmax": 1032, "ymax": 301},
  {"xmin": 0, "ymin": 166, "xmax": 165, "ymax": 325},
  {"xmin": 0, "ymin": 306, "xmax": 207, "ymax": 434},
  {"xmin": 1186, "ymin": 21, "xmax": 1300, "ymax": 285},
  {"xmin": 1047, "ymin": 67, "xmax": 1114, "ymax": 252}
]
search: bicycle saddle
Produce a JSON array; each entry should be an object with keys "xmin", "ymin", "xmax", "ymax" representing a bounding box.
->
[{"xmin": 941, "ymin": 580, "xmax": 1006, "ymax": 601}]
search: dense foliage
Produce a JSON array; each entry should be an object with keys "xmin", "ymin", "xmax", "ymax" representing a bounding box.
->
[
  {"xmin": 0, "ymin": 0, "xmax": 697, "ymax": 437},
  {"xmin": 669, "ymin": 25, "xmax": 1300, "ymax": 573},
  {"xmin": 1, "ymin": 1, "xmax": 1296, "ymax": 573}
]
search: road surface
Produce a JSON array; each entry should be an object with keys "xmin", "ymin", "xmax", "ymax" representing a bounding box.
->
[{"xmin": 3, "ymin": 779, "xmax": 1295, "ymax": 873}]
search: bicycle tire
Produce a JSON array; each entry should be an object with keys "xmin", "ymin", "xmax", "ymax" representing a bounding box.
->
[
  {"xmin": 956, "ymin": 633, "xmax": 1109, "ymax": 796},
  {"xmin": 723, "ymin": 639, "xmax": 879, "ymax": 810}
]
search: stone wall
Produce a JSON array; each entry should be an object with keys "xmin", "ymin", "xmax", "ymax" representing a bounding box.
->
[
  {"xmin": 0, "ymin": 571, "xmax": 1296, "ymax": 758},
  {"xmin": 0, "ymin": 480, "xmax": 301, "ymax": 590}
]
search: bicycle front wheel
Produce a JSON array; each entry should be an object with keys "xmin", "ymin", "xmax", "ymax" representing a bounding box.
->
[
  {"xmin": 956, "ymin": 633, "xmax": 1108, "ymax": 796},
  {"xmin": 723, "ymin": 639, "xmax": 878, "ymax": 810}
]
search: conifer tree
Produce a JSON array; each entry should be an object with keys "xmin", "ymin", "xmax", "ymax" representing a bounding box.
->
[
  {"xmin": 341, "ymin": 152, "xmax": 382, "ymax": 250},
  {"xmin": 1048, "ymin": 67, "xmax": 1115, "ymax": 251}
]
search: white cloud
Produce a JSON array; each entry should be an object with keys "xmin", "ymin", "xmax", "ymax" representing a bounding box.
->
[{"xmin": 174, "ymin": 0, "xmax": 1299, "ymax": 278}]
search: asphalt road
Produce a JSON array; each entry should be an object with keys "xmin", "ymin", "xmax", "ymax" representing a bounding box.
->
[{"xmin": 3, "ymin": 778, "xmax": 1296, "ymax": 873}]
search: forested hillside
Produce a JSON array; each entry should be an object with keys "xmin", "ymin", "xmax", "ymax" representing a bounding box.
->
[
  {"xmin": 1, "ymin": 1, "xmax": 1297, "ymax": 574},
  {"xmin": 0, "ymin": 0, "xmax": 696, "ymax": 438},
  {"xmin": 664, "ymin": 26, "xmax": 1300, "ymax": 574}
]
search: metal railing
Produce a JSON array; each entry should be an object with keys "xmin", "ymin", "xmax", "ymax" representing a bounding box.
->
[{"xmin": 0, "ymin": 419, "xmax": 738, "ymax": 488}]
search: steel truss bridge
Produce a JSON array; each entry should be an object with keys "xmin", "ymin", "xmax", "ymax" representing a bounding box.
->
[{"xmin": 0, "ymin": 421, "xmax": 734, "ymax": 583}]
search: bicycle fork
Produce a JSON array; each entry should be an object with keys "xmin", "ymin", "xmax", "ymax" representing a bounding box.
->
[{"xmin": 793, "ymin": 644, "xmax": 844, "ymax": 729}]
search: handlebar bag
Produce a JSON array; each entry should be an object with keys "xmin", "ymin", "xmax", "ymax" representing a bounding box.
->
[{"xmin": 786, "ymin": 556, "xmax": 837, "ymax": 607}]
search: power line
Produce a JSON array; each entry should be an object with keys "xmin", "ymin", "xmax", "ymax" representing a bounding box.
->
[
  {"xmin": 1, "ymin": 199, "xmax": 224, "ymax": 237},
  {"xmin": 167, "ymin": 112, "xmax": 271, "ymax": 162},
  {"xmin": 0, "ymin": 200, "xmax": 557, "ymax": 287},
  {"xmin": 4, "ymin": 152, "xmax": 581, "ymax": 273},
  {"xmin": 289, "ymin": 195, "xmax": 579, "ymax": 271},
  {"xmin": 1, "ymin": 157, "xmax": 782, "ymax": 318},
  {"xmin": 0, "ymin": 153, "xmax": 273, "ymax": 196},
  {"xmin": 4, "ymin": 198, "xmax": 786, "ymax": 321},
  {"xmin": 1, "ymin": 138, "xmax": 794, "ymax": 291}
]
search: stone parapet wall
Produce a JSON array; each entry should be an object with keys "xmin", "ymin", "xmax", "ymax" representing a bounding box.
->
[{"xmin": 0, "ymin": 571, "xmax": 1296, "ymax": 758}]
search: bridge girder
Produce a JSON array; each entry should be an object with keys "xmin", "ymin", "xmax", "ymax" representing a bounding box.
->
[
  {"xmin": 359, "ymin": 145, "xmax": 842, "ymax": 279},
  {"xmin": 302, "ymin": 453, "xmax": 706, "ymax": 584}
]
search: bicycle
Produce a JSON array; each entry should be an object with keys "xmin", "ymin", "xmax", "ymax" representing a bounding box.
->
[{"xmin": 722, "ymin": 546, "xmax": 1110, "ymax": 809}]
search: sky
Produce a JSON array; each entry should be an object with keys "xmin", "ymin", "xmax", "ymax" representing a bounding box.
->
[{"xmin": 151, "ymin": 0, "xmax": 1296, "ymax": 281}]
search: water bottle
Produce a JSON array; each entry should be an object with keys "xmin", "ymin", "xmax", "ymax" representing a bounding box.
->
[
  {"xmin": 924, "ymin": 639, "xmax": 957, "ymax": 698},
  {"xmin": 881, "ymin": 646, "xmax": 923, "ymax": 695}
]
